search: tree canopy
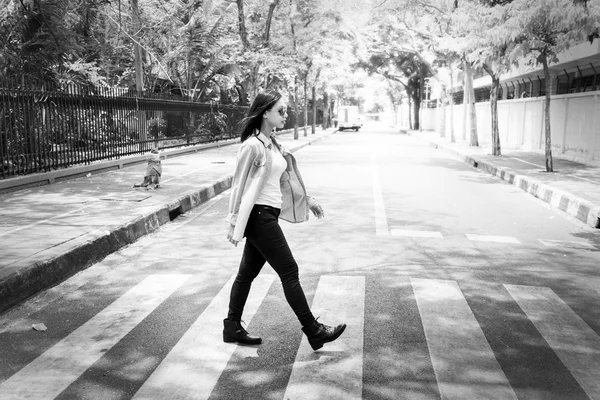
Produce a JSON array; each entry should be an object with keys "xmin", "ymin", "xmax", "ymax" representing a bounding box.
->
[{"xmin": 1, "ymin": 0, "xmax": 598, "ymax": 112}]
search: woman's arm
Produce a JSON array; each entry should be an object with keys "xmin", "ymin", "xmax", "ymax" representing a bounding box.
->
[
  {"xmin": 307, "ymin": 195, "xmax": 324, "ymax": 219},
  {"xmin": 226, "ymin": 144, "xmax": 256, "ymax": 245}
]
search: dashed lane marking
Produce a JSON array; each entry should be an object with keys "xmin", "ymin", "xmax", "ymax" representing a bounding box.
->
[
  {"xmin": 370, "ymin": 151, "xmax": 389, "ymax": 237},
  {"xmin": 465, "ymin": 234, "xmax": 521, "ymax": 244},
  {"xmin": 538, "ymin": 239, "xmax": 596, "ymax": 250},
  {"xmin": 390, "ymin": 229, "xmax": 444, "ymax": 239}
]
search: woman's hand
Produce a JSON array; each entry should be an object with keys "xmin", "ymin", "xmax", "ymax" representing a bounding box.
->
[
  {"xmin": 307, "ymin": 196, "xmax": 324, "ymax": 219},
  {"xmin": 227, "ymin": 224, "xmax": 239, "ymax": 246}
]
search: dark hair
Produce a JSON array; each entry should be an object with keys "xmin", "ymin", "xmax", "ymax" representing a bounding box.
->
[{"xmin": 239, "ymin": 90, "xmax": 282, "ymax": 142}]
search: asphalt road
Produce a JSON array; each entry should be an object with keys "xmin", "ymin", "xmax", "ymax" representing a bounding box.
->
[{"xmin": 1, "ymin": 123, "xmax": 600, "ymax": 400}]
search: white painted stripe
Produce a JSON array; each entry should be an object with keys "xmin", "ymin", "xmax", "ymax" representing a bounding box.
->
[
  {"xmin": 370, "ymin": 152, "xmax": 389, "ymax": 236},
  {"xmin": 0, "ymin": 274, "xmax": 190, "ymax": 400},
  {"xmin": 132, "ymin": 274, "xmax": 274, "ymax": 400},
  {"xmin": 411, "ymin": 278, "xmax": 517, "ymax": 400},
  {"xmin": 505, "ymin": 285, "xmax": 600, "ymax": 399},
  {"xmin": 538, "ymin": 239, "xmax": 595, "ymax": 249},
  {"xmin": 507, "ymin": 158, "xmax": 600, "ymax": 185},
  {"xmin": 508, "ymin": 157, "xmax": 544, "ymax": 169},
  {"xmin": 569, "ymin": 174, "xmax": 600, "ymax": 185},
  {"xmin": 391, "ymin": 229, "xmax": 444, "ymax": 239},
  {"xmin": 0, "ymin": 203, "xmax": 96, "ymax": 238},
  {"xmin": 284, "ymin": 276, "xmax": 365, "ymax": 400},
  {"xmin": 466, "ymin": 234, "xmax": 521, "ymax": 244}
]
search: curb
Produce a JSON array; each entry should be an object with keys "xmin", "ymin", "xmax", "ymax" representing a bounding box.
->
[
  {"xmin": 0, "ymin": 130, "xmax": 333, "ymax": 314},
  {"xmin": 426, "ymin": 140, "xmax": 600, "ymax": 229}
]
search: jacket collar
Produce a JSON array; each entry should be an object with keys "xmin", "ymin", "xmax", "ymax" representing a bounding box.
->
[{"xmin": 254, "ymin": 130, "xmax": 273, "ymax": 148}]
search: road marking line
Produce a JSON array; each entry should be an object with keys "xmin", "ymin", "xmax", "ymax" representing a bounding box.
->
[
  {"xmin": 0, "ymin": 203, "xmax": 96, "ymax": 238},
  {"xmin": 370, "ymin": 151, "xmax": 389, "ymax": 236},
  {"xmin": 465, "ymin": 233, "xmax": 521, "ymax": 244},
  {"xmin": 0, "ymin": 274, "xmax": 190, "ymax": 400},
  {"xmin": 284, "ymin": 276, "xmax": 365, "ymax": 400},
  {"xmin": 132, "ymin": 274, "xmax": 274, "ymax": 400},
  {"xmin": 505, "ymin": 285, "xmax": 600, "ymax": 399},
  {"xmin": 509, "ymin": 157, "xmax": 600, "ymax": 185},
  {"xmin": 538, "ymin": 239, "xmax": 596, "ymax": 249},
  {"xmin": 508, "ymin": 157, "xmax": 544, "ymax": 169},
  {"xmin": 391, "ymin": 229, "xmax": 444, "ymax": 239},
  {"xmin": 411, "ymin": 278, "xmax": 518, "ymax": 400}
]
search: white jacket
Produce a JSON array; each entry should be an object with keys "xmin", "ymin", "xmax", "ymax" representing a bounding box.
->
[{"xmin": 226, "ymin": 131, "xmax": 310, "ymax": 242}]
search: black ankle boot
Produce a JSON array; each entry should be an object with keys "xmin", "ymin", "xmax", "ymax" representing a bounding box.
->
[
  {"xmin": 302, "ymin": 319, "xmax": 346, "ymax": 351},
  {"xmin": 223, "ymin": 319, "xmax": 262, "ymax": 345}
]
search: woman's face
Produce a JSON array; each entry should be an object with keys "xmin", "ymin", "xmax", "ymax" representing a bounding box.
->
[{"xmin": 264, "ymin": 98, "xmax": 287, "ymax": 130}]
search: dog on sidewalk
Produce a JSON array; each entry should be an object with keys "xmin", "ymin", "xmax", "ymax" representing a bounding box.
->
[{"xmin": 133, "ymin": 149, "xmax": 162, "ymax": 190}]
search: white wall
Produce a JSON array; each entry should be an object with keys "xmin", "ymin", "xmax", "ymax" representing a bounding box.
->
[{"xmin": 405, "ymin": 92, "xmax": 600, "ymax": 164}]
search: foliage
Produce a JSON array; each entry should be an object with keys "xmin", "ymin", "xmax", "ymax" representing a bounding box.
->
[
  {"xmin": 502, "ymin": 0, "xmax": 598, "ymax": 65},
  {"xmin": 0, "ymin": 0, "xmax": 108, "ymax": 84}
]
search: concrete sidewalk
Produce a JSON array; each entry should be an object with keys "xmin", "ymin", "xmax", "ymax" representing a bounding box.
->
[
  {"xmin": 0, "ymin": 128, "xmax": 336, "ymax": 314},
  {"xmin": 407, "ymin": 129, "xmax": 600, "ymax": 231}
]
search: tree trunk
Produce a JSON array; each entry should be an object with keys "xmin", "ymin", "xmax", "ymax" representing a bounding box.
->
[
  {"xmin": 130, "ymin": 0, "xmax": 146, "ymax": 148},
  {"xmin": 303, "ymin": 75, "xmax": 308, "ymax": 137},
  {"xmin": 412, "ymin": 88, "xmax": 420, "ymax": 131},
  {"xmin": 465, "ymin": 60, "xmax": 479, "ymax": 146},
  {"xmin": 219, "ymin": 85, "xmax": 230, "ymax": 104},
  {"xmin": 419, "ymin": 64, "xmax": 425, "ymax": 131},
  {"xmin": 311, "ymin": 86, "xmax": 316, "ymax": 134},
  {"xmin": 490, "ymin": 75, "xmax": 501, "ymax": 156},
  {"xmin": 130, "ymin": 0, "xmax": 144, "ymax": 93},
  {"xmin": 440, "ymin": 97, "xmax": 446, "ymax": 138},
  {"xmin": 264, "ymin": 0, "xmax": 281, "ymax": 46},
  {"xmin": 542, "ymin": 52, "xmax": 554, "ymax": 172},
  {"xmin": 408, "ymin": 94, "xmax": 412, "ymax": 129},
  {"xmin": 387, "ymin": 91, "xmax": 398, "ymax": 125},
  {"xmin": 236, "ymin": 0, "xmax": 280, "ymax": 103},
  {"xmin": 449, "ymin": 65, "xmax": 455, "ymax": 143},
  {"xmin": 462, "ymin": 58, "xmax": 468, "ymax": 141},
  {"xmin": 294, "ymin": 75, "xmax": 299, "ymax": 140},
  {"xmin": 236, "ymin": 0, "xmax": 250, "ymax": 50},
  {"xmin": 322, "ymin": 91, "xmax": 329, "ymax": 130},
  {"xmin": 249, "ymin": 64, "xmax": 260, "ymax": 102}
]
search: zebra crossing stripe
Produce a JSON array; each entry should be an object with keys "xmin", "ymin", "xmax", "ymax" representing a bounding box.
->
[
  {"xmin": 465, "ymin": 234, "xmax": 521, "ymax": 244},
  {"xmin": 132, "ymin": 274, "xmax": 274, "ymax": 400},
  {"xmin": 411, "ymin": 278, "xmax": 518, "ymax": 400},
  {"xmin": 284, "ymin": 276, "xmax": 365, "ymax": 400},
  {"xmin": 0, "ymin": 274, "xmax": 190, "ymax": 400},
  {"xmin": 505, "ymin": 285, "xmax": 600, "ymax": 399}
]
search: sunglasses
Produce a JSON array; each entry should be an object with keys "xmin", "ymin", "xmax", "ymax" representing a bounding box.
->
[{"xmin": 276, "ymin": 107, "xmax": 287, "ymax": 117}]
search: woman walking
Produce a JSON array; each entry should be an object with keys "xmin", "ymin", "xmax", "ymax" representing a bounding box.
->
[{"xmin": 224, "ymin": 90, "xmax": 346, "ymax": 351}]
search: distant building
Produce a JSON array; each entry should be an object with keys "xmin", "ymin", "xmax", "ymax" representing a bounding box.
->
[
  {"xmin": 469, "ymin": 38, "xmax": 600, "ymax": 102},
  {"xmin": 416, "ymin": 38, "xmax": 600, "ymax": 164}
]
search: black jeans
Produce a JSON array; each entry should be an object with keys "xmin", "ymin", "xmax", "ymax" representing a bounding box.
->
[{"xmin": 228, "ymin": 204, "xmax": 316, "ymax": 327}]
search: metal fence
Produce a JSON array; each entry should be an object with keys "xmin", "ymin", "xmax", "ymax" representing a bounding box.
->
[{"xmin": 0, "ymin": 80, "xmax": 249, "ymax": 179}]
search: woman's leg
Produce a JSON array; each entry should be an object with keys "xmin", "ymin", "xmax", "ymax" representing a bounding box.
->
[
  {"xmin": 224, "ymin": 234, "xmax": 265, "ymax": 344},
  {"xmin": 245, "ymin": 206, "xmax": 315, "ymax": 327},
  {"xmin": 227, "ymin": 239, "xmax": 266, "ymax": 321},
  {"xmin": 248, "ymin": 207, "xmax": 346, "ymax": 350}
]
